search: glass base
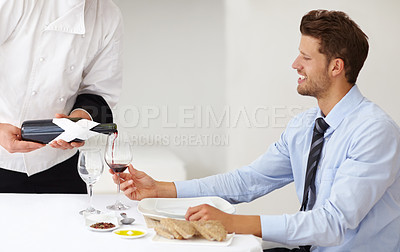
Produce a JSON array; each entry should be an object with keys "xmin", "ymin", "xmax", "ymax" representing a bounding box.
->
[
  {"xmin": 106, "ymin": 201, "xmax": 130, "ymax": 211},
  {"xmin": 79, "ymin": 207, "xmax": 101, "ymax": 215}
]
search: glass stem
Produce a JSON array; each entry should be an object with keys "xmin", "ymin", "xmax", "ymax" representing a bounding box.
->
[
  {"xmin": 116, "ymin": 173, "xmax": 121, "ymax": 204},
  {"xmin": 88, "ymin": 183, "xmax": 94, "ymax": 210}
]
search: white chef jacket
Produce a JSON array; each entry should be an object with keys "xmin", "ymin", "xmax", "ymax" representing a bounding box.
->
[{"xmin": 0, "ymin": 0, "xmax": 123, "ymax": 175}]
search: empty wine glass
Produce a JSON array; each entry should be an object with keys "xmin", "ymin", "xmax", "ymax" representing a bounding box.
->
[
  {"xmin": 104, "ymin": 132, "xmax": 133, "ymax": 210},
  {"xmin": 77, "ymin": 148, "xmax": 104, "ymax": 215}
]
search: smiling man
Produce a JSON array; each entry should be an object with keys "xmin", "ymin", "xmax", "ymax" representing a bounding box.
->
[
  {"xmin": 295, "ymin": 36, "xmax": 337, "ymax": 103},
  {"xmin": 113, "ymin": 10, "xmax": 400, "ymax": 251}
]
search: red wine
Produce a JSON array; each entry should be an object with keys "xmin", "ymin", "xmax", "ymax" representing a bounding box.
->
[
  {"xmin": 111, "ymin": 131, "xmax": 118, "ymax": 164},
  {"xmin": 21, "ymin": 118, "xmax": 117, "ymax": 144},
  {"xmin": 109, "ymin": 132, "xmax": 129, "ymax": 173},
  {"xmin": 108, "ymin": 164, "xmax": 128, "ymax": 173}
]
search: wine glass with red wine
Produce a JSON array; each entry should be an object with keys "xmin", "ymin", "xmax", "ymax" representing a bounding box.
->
[{"xmin": 104, "ymin": 132, "xmax": 133, "ymax": 210}]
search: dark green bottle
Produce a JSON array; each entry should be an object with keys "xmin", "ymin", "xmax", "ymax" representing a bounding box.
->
[{"xmin": 21, "ymin": 118, "xmax": 117, "ymax": 144}]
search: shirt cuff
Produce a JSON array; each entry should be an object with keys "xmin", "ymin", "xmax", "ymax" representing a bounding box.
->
[
  {"xmin": 174, "ymin": 180, "xmax": 201, "ymax": 198},
  {"xmin": 261, "ymin": 214, "xmax": 288, "ymax": 244}
]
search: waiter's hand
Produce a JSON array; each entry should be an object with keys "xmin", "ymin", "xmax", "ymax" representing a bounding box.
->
[
  {"xmin": 0, "ymin": 123, "xmax": 45, "ymax": 153},
  {"xmin": 49, "ymin": 111, "xmax": 90, "ymax": 149},
  {"xmin": 110, "ymin": 164, "xmax": 177, "ymax": 200}
]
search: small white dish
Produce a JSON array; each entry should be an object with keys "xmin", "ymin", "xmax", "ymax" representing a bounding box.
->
[
  {"xmin": 88, "ymin": 223, "xmax": 119, "ymax": 232},
  {"xmin": 113, "ymin": 228, "xmax": 148, "ymax": 239},
  {"xmin": 85, "ymin": 212, "xmax": 119, "ymax": 232}
]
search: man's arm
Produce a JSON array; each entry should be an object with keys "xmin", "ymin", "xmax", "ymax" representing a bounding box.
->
[
  {"xmin": 115, "ymin": 165, "xmax": 263, "ymax": 236},
  {"xmin": 185, "ymin": 204, "xmax": 262, "ymax": 237}
]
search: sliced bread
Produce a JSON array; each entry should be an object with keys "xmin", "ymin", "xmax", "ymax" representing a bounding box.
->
[{"xmin": 191, "ymin": 220, "xmax": 227, "ymax": 241}]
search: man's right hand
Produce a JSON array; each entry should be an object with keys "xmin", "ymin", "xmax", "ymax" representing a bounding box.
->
[
  {"xmin": 110, "ymin": 164, "xmax": 177, "ymax": 200},
  {"xmin": 0, "ymin": 123, "xmax": 45, "ymax": 153}
]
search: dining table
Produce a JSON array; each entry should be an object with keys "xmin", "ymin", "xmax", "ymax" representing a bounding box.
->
[{"xmin": 0, "ymin": 193, "xmax": 264, "ymax": 252}]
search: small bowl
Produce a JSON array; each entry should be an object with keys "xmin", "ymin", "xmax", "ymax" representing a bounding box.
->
[
  {"xmin": 85, "ymin": 212, "xmax": 119, "ymax": 232},
  {"xmin": 113, "ymin": 228, "xmax": 148, "ymax": 239}
]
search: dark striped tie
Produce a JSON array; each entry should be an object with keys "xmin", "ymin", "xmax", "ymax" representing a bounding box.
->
[
  {"xmin": 299, "ymin": 118, "xmax": 329, "ymax": 251},
  {"xmin": 300, "ymin": 117, "xmax": 330, "ymax": 211}
]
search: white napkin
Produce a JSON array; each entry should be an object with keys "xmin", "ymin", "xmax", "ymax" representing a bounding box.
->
[{"xmin": 52, "ymin": 118, "xmax": 100, "ymax": 142}]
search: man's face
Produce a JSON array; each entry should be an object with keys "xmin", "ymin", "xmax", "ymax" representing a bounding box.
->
[{"xmin": 292, "ymin": 35, "xmax": 331, "ymax": 99}]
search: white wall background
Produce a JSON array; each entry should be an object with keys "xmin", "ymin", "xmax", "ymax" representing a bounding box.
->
[
  {"xmin": 113, "ymin": 0, "xmax": 227, "ymax": 180},
  {"xmin": 113, "ymin": 0, "xmax": 400, "ymax": 215}
]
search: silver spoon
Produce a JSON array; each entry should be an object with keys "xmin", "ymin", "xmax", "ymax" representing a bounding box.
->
[{"xmin": 120, "ymin": 212, "xmax": 135, "ymax": 225}]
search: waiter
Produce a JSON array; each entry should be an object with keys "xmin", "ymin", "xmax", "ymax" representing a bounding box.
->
[{"xmin": 0, "ymin": 0, "xmax": 123, "ymax": 193}]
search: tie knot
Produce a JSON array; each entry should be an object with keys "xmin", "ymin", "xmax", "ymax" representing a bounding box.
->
[{"xmin": 314, "ymin": 118, "xmax": 329, "ymax": 134}]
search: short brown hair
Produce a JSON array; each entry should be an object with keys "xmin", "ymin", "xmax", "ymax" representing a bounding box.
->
[{"xmin": 300, "ymin": 10, "xmax": 369, "ymax": 84}]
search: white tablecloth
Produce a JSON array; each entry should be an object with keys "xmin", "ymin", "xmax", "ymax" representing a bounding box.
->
[{"xmin": 0, "ymin": 194, "xmax": 262, "ymax": 252}]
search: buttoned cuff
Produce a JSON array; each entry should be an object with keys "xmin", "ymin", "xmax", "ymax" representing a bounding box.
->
[{"xmin": 261, "ymin": 214, "xmax": 288, "ymax": 244}]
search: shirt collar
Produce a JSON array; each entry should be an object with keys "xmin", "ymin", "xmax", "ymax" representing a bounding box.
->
[
  {"xmin": 317, "ymin": 85, "xmax": 365, "ymax": 135},
  {"xmin": 45, "ymin": 0, "xmax": 88, "ymax": 34}
]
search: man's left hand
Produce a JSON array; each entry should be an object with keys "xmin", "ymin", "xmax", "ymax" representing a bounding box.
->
[
  {"xmin": 185, "ymin": 203, "xmax": 262, "ymax": 237},
  {"xmin": 185, "ymin": 204, "xmax": 234, "ymax": 233}
]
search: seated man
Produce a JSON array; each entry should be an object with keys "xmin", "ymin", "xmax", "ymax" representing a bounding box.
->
[{"xmin": 112, "ymin": 10, "xmax": 400, "ymax": 251}]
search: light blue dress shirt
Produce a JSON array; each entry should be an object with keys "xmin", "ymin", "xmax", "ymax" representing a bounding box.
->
[{"xmin": 175, "ymin": 85, "xmax": 400, "ymax": 251}]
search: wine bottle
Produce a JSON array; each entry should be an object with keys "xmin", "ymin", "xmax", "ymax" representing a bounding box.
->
[{"xmin": 21, "ymin": 118, "xmax": 117, "ymax": 144}]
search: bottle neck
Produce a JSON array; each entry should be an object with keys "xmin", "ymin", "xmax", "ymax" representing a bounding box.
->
[
  {"xmin": 69, "ymin": 118, "xmax": 117, "ymax": 134},
  {"xmin": 91, "ymin": 123, "xmax": 118, "ymax": 135}
]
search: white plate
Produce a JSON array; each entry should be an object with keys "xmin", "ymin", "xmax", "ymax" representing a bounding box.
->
[
  {"xmin": 113, "ymin": 228, "xmax": 148, "ymax": 239},
  {"xmin": 152, "ymin": 233, "xmax": 234, "ymax": 246},
  {"xmin": 154, "ymin": 197, "xmax": 216, "ymax": 217},
  {"xmin": 138, "ymin": 197, "xmax": 235, "ymax": 220},
  {"xmin": 85, "ymin": 212, "xmax": 120, "ymax": 232}
]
